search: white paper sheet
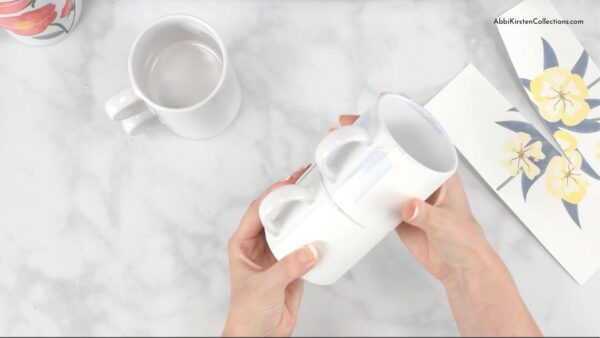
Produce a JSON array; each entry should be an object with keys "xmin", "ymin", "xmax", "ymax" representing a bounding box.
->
[
  {"xmin": 425, "ymin": 64, "xmax": 600, "ymax": 284},
  {"xmin": 497, "ymin": 0, "xmax": 600, "ymax": 185}
]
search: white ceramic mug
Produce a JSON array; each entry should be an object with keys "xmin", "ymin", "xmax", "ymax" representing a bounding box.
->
[
  {"xmin": 259, "ymin": 94, "xmax": 457, "ymax": 285},
  {"xmin": 105, "ymin": 15, "xmax": 241, "ymax": 139},
  {"xmin": 259, "ymin": 164, "xmax": 383, "ymax": 285},
  {"xmin": 315, "ymin": 93, "xmax": 458, "ymax": 232}
]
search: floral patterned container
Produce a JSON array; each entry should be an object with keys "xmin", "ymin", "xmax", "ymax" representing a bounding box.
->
[{"xmin": 0, "ymin": 0, "xmax": 81, "ymax": 46}]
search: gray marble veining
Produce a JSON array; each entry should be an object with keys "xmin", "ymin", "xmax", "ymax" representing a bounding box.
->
[{"xmin": 1, "ymin": 0, "xmax": 599, "ymax": 335}]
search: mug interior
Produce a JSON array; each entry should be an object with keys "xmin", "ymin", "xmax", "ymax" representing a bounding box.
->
[
  {"xmin": 130, "ymin": 16, "xmax": 225, "ymax": 110},
  {"xmin": 378, "ymin": 94, "xmax": 457, "ymax": 173}
]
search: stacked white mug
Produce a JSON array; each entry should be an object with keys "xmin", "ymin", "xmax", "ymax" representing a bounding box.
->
[{"xmin": 259, "ymin": 93, "xmax": 458, "ymax": 285}]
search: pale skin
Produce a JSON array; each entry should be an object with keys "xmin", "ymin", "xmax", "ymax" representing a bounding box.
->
[{"xmin": 223, "ymin": 115, "xmax": 542, "ymax": 337}]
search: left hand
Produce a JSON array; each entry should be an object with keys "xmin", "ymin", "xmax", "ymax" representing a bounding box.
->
[{"xmin": 223, "ymin": 165, "xmax": 319, "ymax": 337}]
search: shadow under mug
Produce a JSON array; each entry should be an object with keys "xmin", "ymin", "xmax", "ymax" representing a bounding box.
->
[{"xmin": 105, "ymin": 15, "xmax": 241, "ymax": 139}]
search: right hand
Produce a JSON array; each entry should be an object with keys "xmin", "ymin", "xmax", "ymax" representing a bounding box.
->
[
  {"xmin": 338, "ymin": 115, "xmax": 495, "ymax": 283},
  {"xmin": 396, "ymin": 173, "xmax": 494, "ymax": 283}
]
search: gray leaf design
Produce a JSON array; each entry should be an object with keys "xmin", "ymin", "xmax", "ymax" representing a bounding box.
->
[{"xmin": 542, "ymin": 38, "xmax": 559, "ymax": 69}]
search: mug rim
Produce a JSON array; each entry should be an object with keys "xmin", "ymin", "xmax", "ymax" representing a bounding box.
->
[
  {"xmin": 128, "ymin": 14, "xmax": 229, "ymax": 114},
  {"xmin": 374, "ymin": 92, "xmax": 458, "ymax": 175}
]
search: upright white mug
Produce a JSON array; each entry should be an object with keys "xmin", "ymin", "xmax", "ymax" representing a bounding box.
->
[
  {"xmin": 105, "ymin": 15, "xmax": 241, "ymax": 139},
  {"xmin": 315, "ymin": 93, "xmax": 458, "ymax": 233}
]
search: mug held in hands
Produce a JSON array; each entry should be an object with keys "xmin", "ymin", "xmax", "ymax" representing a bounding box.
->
[{"xmin": 259, "ymin": 94, "xmax": 457, "ymax": 285}]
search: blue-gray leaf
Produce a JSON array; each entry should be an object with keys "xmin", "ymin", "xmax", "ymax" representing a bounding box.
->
[
  {"xmin": 580, "ymin": 152, "xmax": 600, "ymax": 180},
  {"xmin": 552, "ymin": 119, "xmax": 600, "ymax": 133},
  {"xmin": 571, "ymin": 50, "xmax": 589, "ymax": 78},
  {"xmin": 521, "ymin": 171, "xmax": 541, "ymax": 201},
  {"xmin": 585, "ymin": 98, "xmax": 600, "ymax": 109},
  {"xmin": 542, "ymin": 37, "xmax": 559, "ymax": 69},
  {"xmin": 562, "ymin": 200, "xmax": 581, "ymax": 228}
]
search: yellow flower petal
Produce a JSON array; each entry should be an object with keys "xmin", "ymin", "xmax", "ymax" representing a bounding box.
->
[
  {"xmin": 544, "ymin": 155, "xmax": 587, "ymax": 204},
  {"xmin": 517, "ymin": 132, "xmax": 531, "ymax": 148},
  {"xmin": 554, "ymin": 130, "xmax": 578, "ymax": 152},
  {"xmin": 502, "ymin": 133, "xmax": 545, "ymax": 179},
  {"xmin": 562, "ymin": 75, "xmax": 588, "ymax": 100},
  {"xmin": 530, "ymin": 67, "xmax": 590, "ymax": 126},
  {"xmin": 562, "ymin": 177, "xmax": 586, "ymax": 204},
  {"xmin": 502, "ymin": 158, "xmax": 520, "ymax": 177},
  {"xmin": 561, "ymin": 98, "xmax": 589, "ymax": 126},
  {"xmin": 545, "ymin": 156, "xmax": 567, "ymax": 199},
  {"xmin": 524, "ymin": 140, "xmax": 545, "ymax": 161},
  {"xmin": 537, "ymin": 81, "xmax": 560, "ymax": 100},
  {"xmin": 565, "ymin": 150, "xmax": 582, "ymax": 169},
  {"xmin": 538, "ymin": 98, "xmax": 564, "ymax": 123},
  {"xmin": 531, "ymin": 67, "xmax": 570, "ymax": 100},
  {"xmin": 503, "ymin": 138, "xmax": 517, "ymax": 153},
  {"xmin": 522, "ymin": 157, "xmax": 541, "ymax": 180}
]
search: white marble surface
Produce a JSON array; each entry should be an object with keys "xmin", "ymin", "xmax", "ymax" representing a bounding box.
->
[{"xmin": 1, "ymin": 0, "xmax": 600, "ymax": 336}]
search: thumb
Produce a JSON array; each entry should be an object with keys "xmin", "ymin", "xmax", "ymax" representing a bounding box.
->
[
  {"xmin": 402, "ymin": 198, "xmax": 447, "ymax": 232},
  {"xmin": 262, "ymin": 244, "xmax": 319, "ymax": 289}
]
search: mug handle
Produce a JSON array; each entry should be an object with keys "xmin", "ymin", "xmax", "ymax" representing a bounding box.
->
[
  {"xmin": 259, "ymin": 184, "xmax": 315, "ymax": 237},
  {"xmin": 105, "ymin": 87, "xmax": 159, "ymax": 135},
  {"xmin": 315, "ymin": 126, "xmax": 372, "ymax": 182}
]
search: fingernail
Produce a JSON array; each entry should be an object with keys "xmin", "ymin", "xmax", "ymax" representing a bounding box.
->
[
  {"xmin": 295, "ymin": 164, "xmax": 311, "ymax": 176},
  {"xmin": 282, "ymin": 164, "xmax": 311, "ymax": 182},
  {"xmin": 282, "ymin": 164, "xmax": 310, "ymax": 182},
  {"xmin": 408, "ymin": 205, "xmax": 419, "ymax": 222},
  {"xmin": 298, "ymin": 244, "xmax": 318, "ymax": 264}
]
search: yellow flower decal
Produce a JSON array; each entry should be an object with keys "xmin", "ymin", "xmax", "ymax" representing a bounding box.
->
[
  {"xmin": 553, "ymin": 130, "xmax": 582, "ymax": 167},
  {"xmin": 502, "ymin": 132, "xmax": 545, "ymax": 179},
  {"xmin": 530, "ymin": 67, "xmax": 590, "ymax": 126},
  {"xmin": 596, "ymin": 141, "xmax": 600, "ymax": 162},
  {"xmin": 545, "ymin": 130, "xmax": 587, "ymax": 204}
]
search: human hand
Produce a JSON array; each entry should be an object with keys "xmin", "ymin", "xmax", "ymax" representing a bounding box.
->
[
  {"xmin": 337, "ymin": 115, "xmax": 493, "ymax": 283},
  {"xmin": 398, "ymin": 172, "xmax": 541, "ymax": 336},
  {"xmin": 334, "ymin": 115, "xmax": 540, "ymax": 336},
  {"xmin": 223, "ymin": 165, "xmax": 319, "ymax": 337}
]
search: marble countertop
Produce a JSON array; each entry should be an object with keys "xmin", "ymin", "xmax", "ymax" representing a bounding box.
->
[{"xmin": 1, "ymin": 0, "xmax": 600, "ymax": 335}]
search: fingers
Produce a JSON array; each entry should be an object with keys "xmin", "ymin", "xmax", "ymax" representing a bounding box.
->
[
  {"xmin": 339, "ymin": 114, "xmax": 359, "ymax": 126},
  {"xmin": 402, "ymin": 198, "xmax": 448, "ymax": 233},
  {"xmin": 328, "ymin": 115, "xmax": 360, "ymax": 133},
  {"xmin": 261, "ymin": 244, "xmax": 318, "ymax": 289},
  {"xmin": 232, "ymin": 164, "xmax": 311, "ymax": 241}
]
